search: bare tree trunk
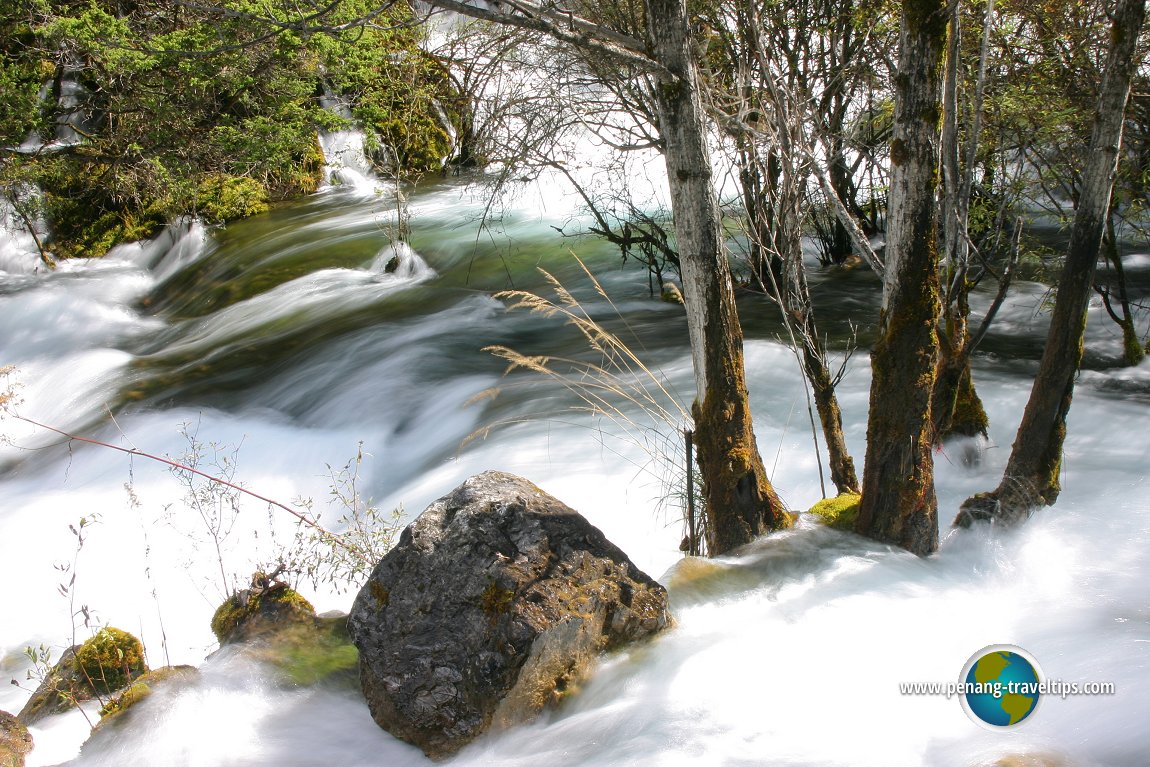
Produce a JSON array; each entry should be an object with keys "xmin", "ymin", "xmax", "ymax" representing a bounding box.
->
[
  {"xmin": 757, "ymin": 160, "xmax": 861, "ymax": 496},
  {"xmin": 646, "ymin": 0, "xmax": 789, "ymax": 555},
  {"xmin": 957, "ymin": 0, "xmax": 1146, "ymax": 527},
  {"xmin": 1098, "ymin": 212, "xmax": 1146, "ymax": 366},
  {"xmin": 422, "ymin": 0, "xmax": 788, "ymax": 555},
  {"xmin": 932, "ymin": 0, "xmax": 992, "ymax": 443},
  {"xmin": 854, "ymin": 0, "xmax": 947, "ymax": 556}
]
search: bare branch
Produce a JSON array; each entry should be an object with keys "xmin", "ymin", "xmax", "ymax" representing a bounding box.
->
[{"xmin": 422, "ymin": 0, "xmax": 671, "ymax": 78}]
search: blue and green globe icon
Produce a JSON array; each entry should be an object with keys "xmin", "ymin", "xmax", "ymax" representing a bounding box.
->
[{"xmin": 959, "ymin": 644, "xmax": 1044, "ymax": 728}]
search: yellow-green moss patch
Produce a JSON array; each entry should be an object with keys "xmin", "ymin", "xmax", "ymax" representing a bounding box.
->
[
  {"xmin": 74, "ymin": 627, "xmax": 147, "ymax": 695},
  {"xmin": 98, "ymin": 665, "xmax": 198, "ymax": 720},
  {"xmin": 809, "ymin": 492, "xmax": 862, "ymax": 531}
]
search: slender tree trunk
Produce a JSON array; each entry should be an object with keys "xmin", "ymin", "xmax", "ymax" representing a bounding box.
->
[
  {"xmin": 799, "ymin": 316, "xmax": 861, "ymax": 495},
  {"xmin": 1099, "ymin": 212, "xmax": 1146, "ymax": 366},
  {"xmin": 764, "ymin": 163, "xmax": 861, "ymax": 495},
  {"xmin": 646, "ymin": 0, "xmax": 789, "ymax": 555},
  {"xmin": 854, "ymin": 0, "xmax": 947, "ymax": 557},
  {"xmin": 932, "ymin": 0, "xmax": 991, "ymax": 443},
  {"xmin": 957, "ymin": 0, "xmax": 1146, "ymax": 527}
]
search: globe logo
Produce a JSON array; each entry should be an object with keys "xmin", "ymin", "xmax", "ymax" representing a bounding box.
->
[{"xmin": 959, "ymin": 644, "xmax": 1044, "ymax": 728}]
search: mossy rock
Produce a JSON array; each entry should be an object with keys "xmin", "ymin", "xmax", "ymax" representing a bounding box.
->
[
  {"xmin": 210, "ymin": 575, "xmax": 354, "ymax": 687},
  {"xmin": 16, "ymin": 628, "xmax": 149, "ymax": 725},
  {"xmin": 46, "ymin": 203, "xmax": 168, "ymax": 260},
  {"xmin": 0, "ymin": 710, "xmax": 33, "ymax": 767},
  {"xmin": 211, "ymin": 581, "xmax": 316, "ymax": 646},
  {"xmin": 96, "ymin": 665, "xmax": 199, "ymax": 727},
  {"xmin": 73, "ymin": 627, "xmax": 147, "ymax": 696},
  {"xmin": 36, "ymin": 157, "xmax": 171, "ymax": 259},
  {"xmin": 808, "ymin": 492, "xmax": 862, "ymax": 531}
]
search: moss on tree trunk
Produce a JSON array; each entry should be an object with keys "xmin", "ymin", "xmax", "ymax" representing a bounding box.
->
[
  {"xmin": 646, "ymin": 0, "xmax": 789, "ymax": 555},
  {"xmin": 957, "ymin": 0, "xmax": 1146, "ymax": 527},
  {"xmin": 855, "ymin": 0, "xmax": 947, "ymax": 557}
]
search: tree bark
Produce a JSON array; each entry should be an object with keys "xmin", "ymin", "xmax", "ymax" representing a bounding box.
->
[
  {"xmin": 1098, "ymin": 211, "xmax": 1146, "ymax": 366},
  {"xmin": 957, "ymin": 0, "xmax": 1146, "ymax": 527},
  {"xmin": 646, "ymin": 0, "xmax": 789, "ymax": 555},
  {"xmin": 421, "ymin": 0, "xmax": 789, "ymax": 555},
  {"xmin": 854, "ymin": 0, "xmax": 947, "ymax": 556},
  {"xmin": 932, "ymin": 0, "xmax": 992, "ymax": 444}
]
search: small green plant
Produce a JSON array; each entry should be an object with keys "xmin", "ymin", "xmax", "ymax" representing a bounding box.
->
[
  {"xmin": 73, "ymin": 628, "xmax": 146, "ymax": 696},
  {"xmin": 285, "ymin": 443, "xmax": 403, "ymax": 594},
  {"xmin": 167, "ymin": 420, "xmax": 245, "ymax": 597}
]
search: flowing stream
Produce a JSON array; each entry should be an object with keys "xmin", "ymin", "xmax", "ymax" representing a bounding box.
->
[{"xmin": 0, "ymin": 174, "xmax": 1148, "ymax": 767}]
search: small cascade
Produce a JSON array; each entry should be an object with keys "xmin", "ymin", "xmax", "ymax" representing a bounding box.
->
[
  {"xmin": 318, "ymin": 92, "xmax": 385, "ymax": 194},
  {"xmin": 109, "ymin": 218, "xmax": 211, "ymax": 282},
  {"xmin": 370, "ymin": 240, "xmax": 435, "ymax": 281},
  {"xmin": 18, "ymin": 71, "xmax": 94, "ymax": 154},
  {"xmin": 0, "ymin": 189, "xmax": 48, "ymax": 274},
  {"xmin": 431, "ymin": 99, "xmax": 458, "ymax": 168}
]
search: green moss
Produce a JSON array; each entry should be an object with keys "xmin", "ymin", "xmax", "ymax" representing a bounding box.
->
[
  {"xmin": 194, "ymin": 174, "xmax": 270, "ymax": 224},
  {"xmin": 809, "ymin": 492, "xmax": 862, "ymax": 531},
  {"xmin": 278, "ymin": 135, "xmax": 326, "ymax": 197},
  {"xmin": 1122, "ymin": 327, "xmax": 1146, "ymax": 366},
  {"xmin": 480, "ymin": 581, "xmax": 515, "ymax": 618},
  {"xmin": 210, "ymin": 597, "xmax": 248, "ymax": 645},
  {"xmin": 36, "ymin": 157, "xmax": 170, "ymax": 259},
  {"xmin": 369, "ymin": 580, "xmax": 390, "ymax": 608},
  {"xmin": 275, "ymin": 634, "xmax": 359, "ymax": 686},
  {"xmin": 97, "ymin": 665, "xmax": 197, "ymax": 720},
  {"xmin": 210, "ymin": 583, "xmax": 315, "ymax": 645},
  {"xmin": 949, "ymin": 370, "xmax": 990, "ymax": 438},
  {"xmin": 74, "ymin": 627, "xmax": 147, "ymax": 695}
]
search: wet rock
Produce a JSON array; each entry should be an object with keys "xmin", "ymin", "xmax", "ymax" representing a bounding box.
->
[
  {"xmin": 210, "ymin": 573, "xmax": 357, "ymax": 687},
  {"xmin": 349, "ymin": 470, "xmax": 672, "ymax": 759},
  {"xmin": 986, "ymin": 752, "xmax": 1074, "ymax": 767},
  {"xmin": 0, "ymin": 711, "xmax": 33, "ymax": 767},
  {"xmin": 211, "ymin": 571, "xmax": 317, "ymax": 646},
  {"xmin": 94, "ymin": 665, "xmax": 200, "ymax": 731},
  {"xmin": 17, "ymin": 628, "xmax": 147, "ymax": 725},
  {"xmin": 660, "ymin": 282, "xmax": 684, "ymax": 304}
]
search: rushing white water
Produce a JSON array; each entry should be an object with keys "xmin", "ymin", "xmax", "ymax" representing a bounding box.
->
[
  {"xmin": 0, "ymin": 193, "xmax": 48, "ymax": 275},
  {"xmin": 317, "ymin": 93, "xmax": 387, "ymax": 195},
  {"xmin": 17, "ymin": 76, "xmax": 93, "ymax": 154},
  {"xmin": 0, "ymin": 183, "xmax": 1147, "ymax": 767}
]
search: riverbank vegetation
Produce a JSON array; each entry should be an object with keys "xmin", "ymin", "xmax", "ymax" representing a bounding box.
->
[{"xmin": 0, "ymin": 0, "xmax": 462, "ymax": 262}]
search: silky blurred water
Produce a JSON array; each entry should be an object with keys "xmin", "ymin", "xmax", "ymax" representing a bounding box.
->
[{"xmin": 0, "ymin": 178, "xmax": 1147, "ymax": 767}]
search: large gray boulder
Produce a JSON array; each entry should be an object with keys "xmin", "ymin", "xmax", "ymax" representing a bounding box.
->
[{"xmin": 348, "ymin": 471, "xmax": 671, "ymax": 759}]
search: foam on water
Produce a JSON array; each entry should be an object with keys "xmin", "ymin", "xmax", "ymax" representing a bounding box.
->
[{"xmin": 1, "ymin": 186, "xmax": 1147, "ymax": 767}]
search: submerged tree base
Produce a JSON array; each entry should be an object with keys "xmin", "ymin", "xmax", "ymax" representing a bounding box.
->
[{"xmin": 954, "ymin": 479, "xmax": 1047, "ymax": 529}]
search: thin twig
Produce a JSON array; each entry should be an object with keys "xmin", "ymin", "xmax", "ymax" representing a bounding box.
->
[{"xmin": 7, "ymin": 412, "xmax": 367, "ymax": 561}]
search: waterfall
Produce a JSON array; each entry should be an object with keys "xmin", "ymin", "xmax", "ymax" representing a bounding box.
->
[
  {"xmin": 17, "ymin": 71, "xmax": 94, "ymax": 154},
  {"xmin": 317, "ymin": 92, "xmax": 386, "ymax": 195},
  {"xmin": 0, "ymin": 190, "xmax": 48, "ymax": 274}
]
